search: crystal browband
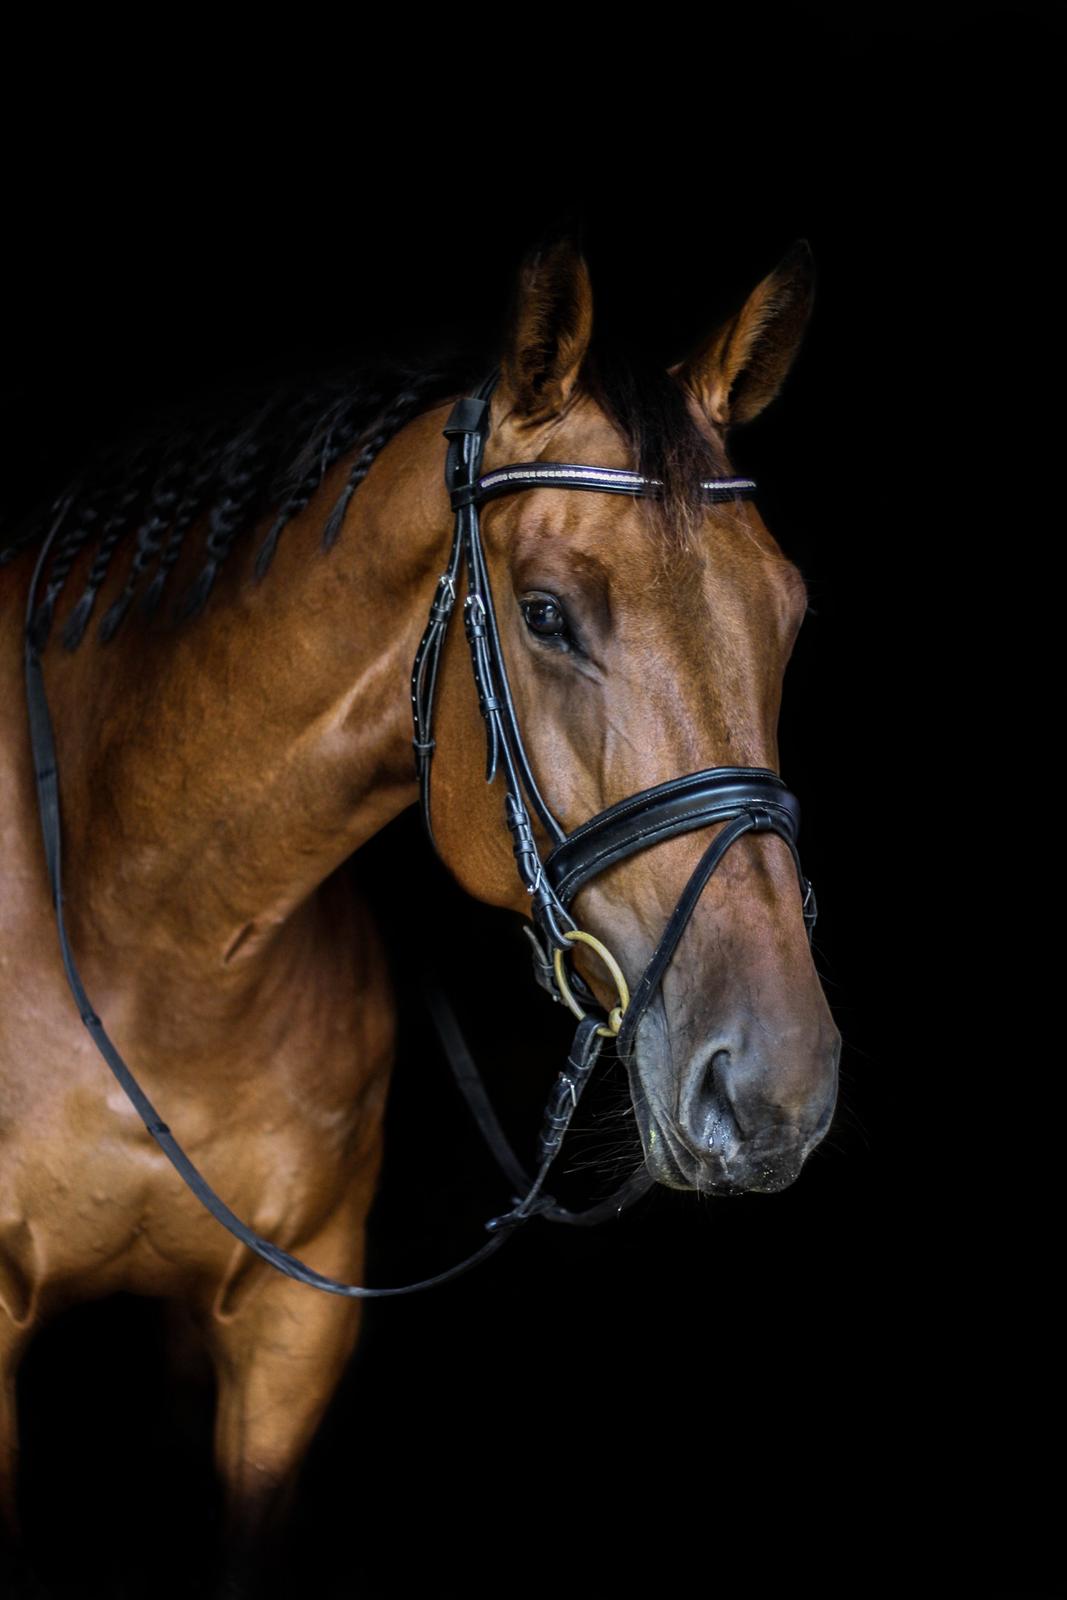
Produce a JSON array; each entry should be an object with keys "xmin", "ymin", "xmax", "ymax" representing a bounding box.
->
[{"xmin": 450, "ymin": 462, "xmax": 758, "ymax": 510}]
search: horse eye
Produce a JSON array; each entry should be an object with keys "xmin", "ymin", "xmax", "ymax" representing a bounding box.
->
[{"xmin": 520, "ymin": 595, "xmax": 568, "ymax": 639}]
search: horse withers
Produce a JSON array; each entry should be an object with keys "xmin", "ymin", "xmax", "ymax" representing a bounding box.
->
[{"xmin": 0, "ymin": 231, "xmax": 839, "ymax": 1585}]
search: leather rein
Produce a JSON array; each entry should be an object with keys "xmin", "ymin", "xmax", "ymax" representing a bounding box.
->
[{"xmin": 23, "ymin": 367, "xmax": 817, "ymax": 1299}]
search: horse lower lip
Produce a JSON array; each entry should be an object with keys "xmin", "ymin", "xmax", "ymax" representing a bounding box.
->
[
  {"xmin": 642, "ymin": 1112, "xmax": 808, "ymax": 1195},
  {"xmin": 687, "ymin": 1163, "xmax": 797, "ymax": 1197},
  {"xmin": 713, "ymin": 1146, "xmax": 806, "ymax": 1194}
]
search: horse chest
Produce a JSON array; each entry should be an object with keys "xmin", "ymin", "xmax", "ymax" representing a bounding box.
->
[
  {"xmin": 0, "ymin": 916, "xmax": 385, "ymax": 1322},
  {"xmin": 0, "ymin": 1073, "xmax": 367, "ymax": 1318}
]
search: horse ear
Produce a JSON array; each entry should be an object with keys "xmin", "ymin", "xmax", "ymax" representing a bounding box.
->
[
  {"xmin": 499, "ymin": 234, "xmax": 594, "ymax": 425},
  {"xmin": 670, "ymin": 241, "xmax": 815, "ymax": 427}
]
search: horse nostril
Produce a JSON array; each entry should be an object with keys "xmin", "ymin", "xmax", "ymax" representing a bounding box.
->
[
  {"xmin": 702, "ymin": 1047, "xmax": 732, "ymax": 1108},
  {"xmin": 703, "ymin": 1045, "xmax": 764, "ymax": 1141},
  {"xmin": 684, "ymin": 1046, "xmax": 745, "ymax": 1152}
]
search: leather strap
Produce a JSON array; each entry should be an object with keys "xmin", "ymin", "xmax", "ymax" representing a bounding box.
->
[
  {"xmin": 544, "ymin": 767, "xmax": 801, "ymax": 906},
  {"xmin": 457, "ymin": 462, "xmax": 757, "ymax": 506},
  {"xmin": 410, "ymin": 383, "xmax": 494, "ymax": 850},
  {"xmin": 421, "ymin": 976, "xmax": 653, "ymax": 1225}
]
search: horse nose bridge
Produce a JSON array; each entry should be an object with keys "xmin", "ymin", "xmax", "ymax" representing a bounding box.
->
[
  {"xmin": 641, "ymin": 816, "xmax": 815, "ymax": 974},
  {"xmin": 621, "ymin": 807, "xmax": 808, "ymax": 931},
  {"xmin": 695, "ymin": 802, "xmax": 807, "ymax": 901},
  {"xmin": 656, "ymin": 868, "xmax": 837, "ymax": 1143}
]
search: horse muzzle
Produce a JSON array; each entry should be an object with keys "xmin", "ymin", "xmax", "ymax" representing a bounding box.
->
[{"xmin": 627, "ymin": 1015, "xmax": 841, "ymax": 1196}]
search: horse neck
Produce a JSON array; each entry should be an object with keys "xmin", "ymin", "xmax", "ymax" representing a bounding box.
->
[{"xmin": 57, "ymin": 402, "xmax": 453, "ymax": 987}]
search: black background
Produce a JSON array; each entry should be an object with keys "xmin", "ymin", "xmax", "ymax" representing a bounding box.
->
[{"xmin": 2, "ymin": 8, "xmax": 1056, "ymax": 1597}]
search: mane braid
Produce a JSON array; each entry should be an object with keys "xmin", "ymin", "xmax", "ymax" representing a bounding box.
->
[
  {"xmin": 1, "ymin": 365, "xmax": 464, "ymax": 650},
  {"xmin": 253, "ymin": 387, "xmax": 377, "ymax": 581},
  {"xmin": 139, "ymin": 426, "xmax": 233, "ymax": 621},
  {"xmin": 6, "ymin": 339, "xmax": 723, "ymax": 654},
  {"xmin": 256, "ymin": 365, "xmax": 468, "ymax": 577},
  {"xmin": 320, "ymin": 380, "xmax": 438, "ymax": 554},
  {"xmin": 30, "ymin": 452, "xmax": 128, "ymax": 650},
  {"xmin": 97, "ymin": 446, "xmax": 189, "ymax": 643},
  {"xmin": 62, "ymin": 445, "xmax": 157, "ymax": 649},
  {"xmin": 178, "ymin": 397, "xmax": 285, "ymax": 621}
]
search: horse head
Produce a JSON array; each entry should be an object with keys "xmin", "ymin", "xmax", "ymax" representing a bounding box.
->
[{"xmin": 427, "ymin": 235, "xmax": 840, "ymax": 1196}]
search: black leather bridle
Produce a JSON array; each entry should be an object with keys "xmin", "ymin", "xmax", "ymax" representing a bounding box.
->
[
  {"xmin": 23, "ymin": 367, "xmax": 817, "ymax": 1301},
  {"xmin": 412, "ymin": 367, "xmax": 816, "ymax": 1059}
]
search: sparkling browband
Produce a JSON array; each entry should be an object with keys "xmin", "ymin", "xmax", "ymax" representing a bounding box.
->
[{"xmin": 450, "ymin": 462, "xmax": 758, "ymax": 511}]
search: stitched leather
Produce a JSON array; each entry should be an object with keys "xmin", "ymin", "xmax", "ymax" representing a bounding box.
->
[{"xmin": 544, "ymin": 768, "xmax": 800, "ymax": 905}]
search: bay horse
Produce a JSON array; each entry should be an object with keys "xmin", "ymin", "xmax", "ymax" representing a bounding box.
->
[{"xmin": 0, "ymin": 233, "xmax": 840, "ymax": 1585}]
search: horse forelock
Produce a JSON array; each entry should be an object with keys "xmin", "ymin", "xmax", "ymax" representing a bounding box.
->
[{"xmin": 578, "ymin": 339, "xmax": 735, "ymax": 552}]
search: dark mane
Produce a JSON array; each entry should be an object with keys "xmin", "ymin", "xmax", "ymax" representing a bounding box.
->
[
  {"xmin": 8, "ymin": 354, "xmax": 487, "ymax": 654},
  {"xmin": 4, "ymin": 338, "xmax": 729, "ymax": 655}
]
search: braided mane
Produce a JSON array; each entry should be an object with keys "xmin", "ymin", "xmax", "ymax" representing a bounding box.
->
[{"xmin": 3, "ymin": 338, "xmax": 726, "ymax": 655}]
